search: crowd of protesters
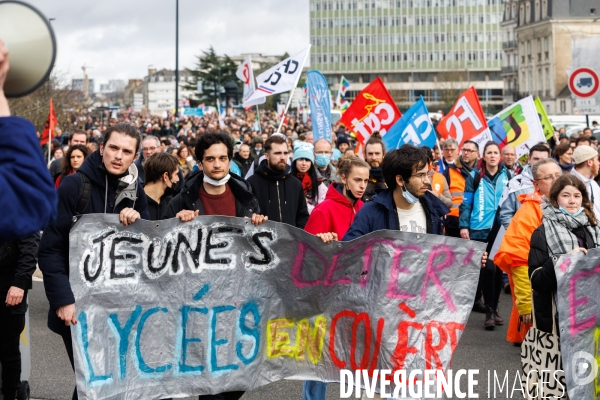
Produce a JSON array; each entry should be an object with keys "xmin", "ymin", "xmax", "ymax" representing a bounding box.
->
[{"xmin": 5, "ymin": 94, "xmax": 600, "ymax": 400}]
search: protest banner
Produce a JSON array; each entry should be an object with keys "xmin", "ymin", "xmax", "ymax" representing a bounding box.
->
[
  {"xmin": 236, "ymin": 55, "xmax": 264, "ymax": 108},
  {"xmin": 245, "ymin": 45, "xmax": 310, "ymax": 106},
  {"xmin": 340, "ymin": 77, "xmax": 401, "ymax": 148},
  {"xmin": 69, "ymin": 214, "xmax": 484, "ymax": 400},
  {"xmin": 382, "ymin": 96, "xmax": 436, "ymax": 150},
  {"xmin": 555, "ymin": 250, "xmax": 600, "ymax": 400},
  {"xmin": 182, "ymin": 107, "xmax": 204, "ymax": 117},
  {"xmin": 534, "ymin": 97, "xmax": 554, "ymax": 140},
  {"xmin": 437, "ymin": 87, "xmax": 490, "ymax": 149},
  {"xmin": 488, "ymin": 96, "xmax": 546, "ymax": 159},
  {"xmin": 307, "ymin": 70, "xmax": 332, "ymax": 142},
  {"xmin": 335, "ymin": 75, "xmax": 350, "ymax": 109}
]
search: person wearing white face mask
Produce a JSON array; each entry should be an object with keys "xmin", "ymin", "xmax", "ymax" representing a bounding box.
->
[{"xmin": 164, "ymin": 133, "xmax": 267, "ymax": 229}]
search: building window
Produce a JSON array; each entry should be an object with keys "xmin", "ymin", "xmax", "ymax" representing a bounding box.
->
[
  {"xmin": 535, "ymin": 0, "xmax": 540, "ymax": 21},
  {"xmin": 560, "ymin": 100, "xmax": 566, "ymax": 113},
  {"xmin": 542, "ymin": 0, "xmax": 547, "ymax": 18}
]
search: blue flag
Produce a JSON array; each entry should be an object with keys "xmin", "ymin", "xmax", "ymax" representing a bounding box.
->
[
  {"xmin": 307, "ymin": 70, "xmax": 332, "ymax": 142},
  {"xmin": 382, "ymin": 96, "xmax": 436, "ymax": 150}
]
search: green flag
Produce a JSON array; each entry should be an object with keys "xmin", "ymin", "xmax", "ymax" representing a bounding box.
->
[{"xmin": 534, "ymin": 97, "xmax": 554, "ymax": 140}]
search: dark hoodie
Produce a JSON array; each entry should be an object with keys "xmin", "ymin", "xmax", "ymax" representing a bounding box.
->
[
  {"xmin": 38, "ymin": 150, "xmax": 149, "ymax": 335},
  {"xmin": 232, "ymin": 152, "xmax": 253, "ymax": 178},
  {"xmin": 247, "ymin": 160, "xmax": 309, "ymax": 229},
  {"xmin": 163, "ymin": 170, "xmax": 260, "ymax": 219},
  {"xmin": 362, "ymin": 167, "xmax": 386, "ymax": 202}
]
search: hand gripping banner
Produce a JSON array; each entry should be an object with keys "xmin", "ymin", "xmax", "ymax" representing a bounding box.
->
[
  {"xmin": 554, "ymin": 250, "xmax": 600, "ymax": 400},
  {"xmin": 69, "ymin": 214, "xmax": 484, "ymax": 399}
]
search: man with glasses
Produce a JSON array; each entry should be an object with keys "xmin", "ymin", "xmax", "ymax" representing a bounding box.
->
[
  {"xmin": 344, "ymin": 144, "xmax": 449, "ymax": 239},
  {"xmin": 498, "ymin": 144, "xmax": 550, "ymax": 229},
  {"xmin": 495, "ymin": 158, "xmax": 561, "ymax": 346},
  {"xmin": 443, "ymin": 140, "xmax": 479, "ymax": 238},
  {"xmin": 500, "ymin": 145, "xmax": 522, "ymax": 175},
  {"xmin": 248, "ymin": 135, "xmax": 309, "ymax": 229},
  {"xmin": 441, "ymin": 138, "xmax": 459, "ymax": 169}
]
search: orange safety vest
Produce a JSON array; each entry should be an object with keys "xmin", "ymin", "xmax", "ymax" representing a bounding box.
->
[
  {"xmin": 431, "ymin": 172, "xmax": 446, "ymax": 196},
  {"xmin": 446, "ymin": 167, "xmax": 465, "ymax": 218}
]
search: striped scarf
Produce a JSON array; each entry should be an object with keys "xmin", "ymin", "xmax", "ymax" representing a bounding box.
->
[{"xmin": 541, "ymin": 202, "xmax": 600, "ymax": 256}]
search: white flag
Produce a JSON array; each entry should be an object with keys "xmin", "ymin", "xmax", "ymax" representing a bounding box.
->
[
  {"xmin": 236, "ymin": 56, "xmax": 265, "ymax": 108},
  {"xmin": 245, "ymin": 45, "xmax": 311, "ymax": 105}
]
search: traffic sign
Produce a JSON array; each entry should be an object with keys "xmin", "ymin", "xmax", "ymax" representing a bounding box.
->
[{"xmin": 569, "ymin": 67, "xmax": 600, "ymax": 98}]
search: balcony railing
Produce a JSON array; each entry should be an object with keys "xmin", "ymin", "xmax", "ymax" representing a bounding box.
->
[
  {"xmin": 501, "ymin": 66, "xmax": 518, "ymax": 75},
  {"xmin": 503, "ymin": 40, "xmax": 517, "ymax": 49}
]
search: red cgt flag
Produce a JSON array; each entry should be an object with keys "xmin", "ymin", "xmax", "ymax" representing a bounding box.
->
[
  {"xmin": 40, "ymin": 98, "xmax": 57, "ymax": 146},
  {"xmin": 340, "ymin": 77, "xmax": 401, "ymax": 146},
  {"xmin": 437, "ymin": 87, "xmax": 488, "ymax": 148}
]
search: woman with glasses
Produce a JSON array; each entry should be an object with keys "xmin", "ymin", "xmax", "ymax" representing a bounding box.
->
[
  {"xmin": 552, "ymin": 142, "xmax": 574, "ymax": 173},
  {"xmin": 459, "ymin": 141, "xmax": 511, "ymax": 330}
]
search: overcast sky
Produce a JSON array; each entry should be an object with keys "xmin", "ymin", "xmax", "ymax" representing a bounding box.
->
[{"xmin": 23, "ymin": 0, "xmax": 309, "ymax": 89}]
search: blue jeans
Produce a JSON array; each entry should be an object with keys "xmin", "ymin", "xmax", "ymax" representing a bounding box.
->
[{"xmin": 303, "ymin": 380, "xmax": 327, "ymax": 400}]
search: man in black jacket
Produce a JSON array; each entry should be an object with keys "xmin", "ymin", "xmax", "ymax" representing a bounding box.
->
[
  {"xmin": 362, "ymin": 131, "xmax": 387, "ymax": 202},
  {"xmin": 247, "ymin": 135, "xmax": 309, "ymax": 229},
  {"xmin": 232, "ymin": 143, "xmax": 253, "ymax": 178},
  {"xmin": 38, "ymin": 123, "xmax": 149, "ymax": 400},
  {"xmin": 0, "ymin": 233, "xmax": 39, "ymax": 400},
  {"xmin": 163, "ymin": 132, "xmax": 265, "ymax": 400}
]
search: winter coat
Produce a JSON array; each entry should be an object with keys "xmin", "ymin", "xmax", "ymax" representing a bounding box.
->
[
  {"xmin": 304, "ymin": 183, "xmax": 363, "ymax": 237},
  {"xmin": 494, "ymin": 191, "xmax": 543, "ymax": 343},
  {"xmin": 247, "ymin": 160, "xmax": 309, "ymax": 229},
  {"xmin": 306, "ymin": 182, "xmax": 328, "ymax": 214},
  {"xmin": 528, "ymin": 226, "xmax": 560, "ymax": 334},
  {"xmin": 315, "ymin": 164, "xmax": 340, "ymax": 187},
  {"xmin": 232, "ymin": 153, "xmax": 254, "ymax": 178},
  {"xmin": 0, "ymin": 116, "xmax": 57, "ymax": 241},
  {"xmin": 362, "ymin": 168, "xmax": 387, "ymax": 203},
  {"xmin": 498, "ymin": 165, "xmax": 535, "ymax": 230},
  {"xmin": 147, "ymin": 194, "xmax": 173, "ymax": 221},
  {"xmin": 0, "ymin": 233, "xmax": 39, "ymax": 314},
  {"xmin": 163, "ymin": 171, "xmax": 260, "ymax": 219},
  {"xmin": 343, "ymin": 189, "xmax": 449, "ymax": 241},
  {"xmin": 459, "ymin": 166, "xmax": 510, "ymax": 240},
  {"xmin": 38, "ymin": 150, "xmax": 149, "ymax": 335}
]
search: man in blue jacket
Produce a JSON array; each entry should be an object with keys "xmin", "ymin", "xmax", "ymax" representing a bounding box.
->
[
  {"xmin": 344, "ymin": 144, "xmax": 449, "ymax": 240},
  {"xmin": 0, "ymin": 39, "xmax": 57, "ymax": 241},
  {"xmin": 38, "ymin": 123, "xmax": 149, "ymax": 400}
]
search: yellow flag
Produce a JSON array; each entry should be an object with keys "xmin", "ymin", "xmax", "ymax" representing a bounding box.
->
[{"xmin": 534, "ymin": 97, "xmax": 554, "ymax": 140}]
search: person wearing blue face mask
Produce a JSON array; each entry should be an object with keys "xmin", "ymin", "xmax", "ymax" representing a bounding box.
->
[
  {"xmin": 314, "ymin": 138, "xmax": 340, "ymax": 187},
  {"xmin": 529, "ymin": 174, "xmax": 600, "ymax": 339},
  {"xmin": 343, "ymin": 144, "xmax": 450, "ymax": 240}
]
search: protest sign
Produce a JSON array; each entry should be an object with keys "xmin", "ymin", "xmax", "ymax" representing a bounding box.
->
[
  {"xmin": 69, "ymin": 214, "xmax": 484, "ymax": 400},
  {"xmin": 307, "ymin": 70, "xmax": 332, "ymax": 142},
  {"xmin": 340, "ymin": 77, "xmax": 401, "ymax": 147},
  {"xmin": 382, "ymin": 96, "xmax": 435, "ymax": 150},
  {"xmin": 555, "ymin": 250, "xmax": 600, "ymax": 400},
  {"xmin": 488, "ymin": 96, "xmax": 546, "ymax": 159},
  {"xmin": 437, "ymin": 87, "xmax": 490, "ymax": 149}
]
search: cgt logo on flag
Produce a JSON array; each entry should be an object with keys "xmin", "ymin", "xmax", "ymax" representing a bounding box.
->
[{"xmin": 340, "ymin": 77, "xmax": 401, "ymax": 145}]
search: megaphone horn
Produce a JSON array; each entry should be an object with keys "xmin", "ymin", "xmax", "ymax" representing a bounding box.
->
[{"xmin": 0, "ymin": 0, "xmax": 57, "ymax": 98}]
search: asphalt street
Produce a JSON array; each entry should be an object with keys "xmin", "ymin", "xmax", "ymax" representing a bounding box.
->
[{"xmin": 28, "ymin": 281, "xmax": 521, "ymax": 400}]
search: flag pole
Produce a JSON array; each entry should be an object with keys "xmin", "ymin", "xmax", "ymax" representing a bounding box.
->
[
  {"xmin": 256, "ymin": 104, "xmax": 262, "ymax": 133},
  {"xmin": 47, "ymin": 128, "xmax": 52, "ymax": 164},
  {"xmin": 277, "ymin": 47, "xmax": 310, "ymax": 134}
]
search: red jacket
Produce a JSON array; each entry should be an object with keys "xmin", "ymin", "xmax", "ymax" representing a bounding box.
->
[{"xmin": 304, "ymin": 183, "xmax": 363, "ymax": 237}]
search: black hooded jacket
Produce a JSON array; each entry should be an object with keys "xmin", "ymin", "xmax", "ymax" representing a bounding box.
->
[
  {"xmin": 38, "ymin": 150, "xmax": 149, "ymax": 335},
  {"xmin": 232, "ymin": 153, "xmax": 253, "ymax": 178},
  {"xmin": 163, "ymin": 170, "xmax": 260, "ymax": 219},
  {"xmin": 246, "ymin": 160, "xmax": 309, "ymax": 229}
]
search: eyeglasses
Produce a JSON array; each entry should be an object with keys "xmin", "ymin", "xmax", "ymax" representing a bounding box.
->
[
  {"xmin": 142, "ymin": 146, "xmax": 157, "ymax": 152},
  {"xmin": 411, "ymin": 172, "xmax": 431, "ymax": 182},
  {"xmin": 461, "ymin": 148, "xmax": 477, "ymax": 154},
  {"xmin": 535, "ymin": 174, "xmax": 561, "ymax": 182},
  {"xmin": 443, "ymin": 148, "xmax": 457, "ymax": 152}
]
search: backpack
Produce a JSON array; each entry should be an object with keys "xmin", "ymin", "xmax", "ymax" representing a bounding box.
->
[{"xmin": 76, "ymin": 172, "xmax": 92, "ymax": 215}]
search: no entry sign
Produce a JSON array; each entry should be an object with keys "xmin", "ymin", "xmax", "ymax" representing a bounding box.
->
[{"xmin": 569, "ymin": 67, "xmax": 600, "ymax": 98}]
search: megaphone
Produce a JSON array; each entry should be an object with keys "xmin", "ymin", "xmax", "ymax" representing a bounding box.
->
[{"xmin": 0, "ymin": 0, "xmax": 56, "ymax": 98}]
